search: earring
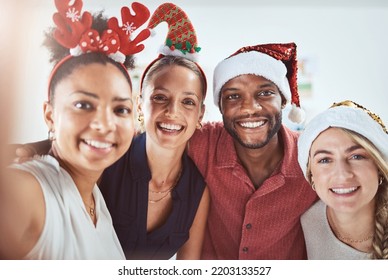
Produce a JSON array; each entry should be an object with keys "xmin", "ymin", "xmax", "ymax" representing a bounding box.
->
[
  {"xmin": 137, "ymin": 113, "xmax": 143, "ymax": 122},
  {"xmin": 196, "ymin": 122, "xmax": 202, "ymax": 129},
  {"xmin": 311, "ymin": 181, "xmax": 316, "ymax": 191},
  {"xmin": 48, "ymin": 130, "xmax": 56, "ymax": 141},
  {"xmin": 137, "ymin": 114, "xmax": 144, "ymax": 124},
  {"xmin": 379, "ymin": 176, "xmax": 384, "ymax": 185},
  {"xmin": 137, "ymin": 113, "xmax": 144, "ymax": 131}
]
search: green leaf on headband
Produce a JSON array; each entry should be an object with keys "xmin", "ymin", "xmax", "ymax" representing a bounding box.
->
[
  {"xmin": 166, "ymin": 38, "xmax": 173, "ymax": 47},
  {"xmin": 195, "ymin": 47, "xmax": 201, "ymax": 53},
  {"xmin": 186, "ymin": 41, "xmax": 192, "ymax": 50}
]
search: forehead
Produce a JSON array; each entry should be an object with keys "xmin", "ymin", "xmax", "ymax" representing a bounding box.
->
[
  {"xmin": 56, "ymin": 63, "xmax": 132, "ymax": 98},
  {"xmin": 222, "ymin": 74, "xmax": 278, "ymax": 91},
  {"xmin": 146, "ymin": 65, "xmax": 202, "ymax": 93},
  {"xmin": 311, "ymin": 128, "xmax": 355, "ymax": 149}
]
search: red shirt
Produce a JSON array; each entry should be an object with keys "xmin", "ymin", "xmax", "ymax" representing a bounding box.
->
[{"xmin": 188, "ymin": 122, "xmax": 317, "ymax": 259}]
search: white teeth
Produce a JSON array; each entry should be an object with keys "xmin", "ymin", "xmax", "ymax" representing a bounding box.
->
[
  {"xmin": 239, "ymin": 121, "xmax": 264, "ymax": 128},
  {"xmin": 84, "ymin": 140, "xmax": 113, "ymax": 149},
  {"xmin": 331, "ymin": 187, "xmax": 358, "ymax": 194},
  {"xmin": 159, "ymin": 123, "xmax": 182, "ymax": 131}
]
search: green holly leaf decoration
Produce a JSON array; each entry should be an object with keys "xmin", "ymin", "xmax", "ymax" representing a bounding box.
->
[
  {"xmin": 186, "ymin": 41, "xmax": 192, "ymax": 51},
  {"xmin": 175, "ymin": 43, "xmax": 182, "ymax": 49},
  {"xmin": 166, "ymin": 38, "xmax": 173, "ymax": 47}
]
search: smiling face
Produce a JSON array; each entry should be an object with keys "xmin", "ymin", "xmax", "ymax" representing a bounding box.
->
[
  {"xmin": 44, "ymin": 62, "xmax": 134, "ymax": 175},
  {"xmin": 219, "ymin": 74, "xmax": 285, "ymax": 149},
  {"xmin": 140, "ymin": 64, "xmax": 204, "ymax": 149},
  {"xmin": 309, "ymin": 127, "xmax": 379, "ymax": 214}
]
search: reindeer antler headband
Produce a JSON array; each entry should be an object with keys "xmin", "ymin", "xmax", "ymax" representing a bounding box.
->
[
  {"xmin": 53, "ymin": 0, "xmax": 150, "ymax": 61},
  {"xmin": 48, "ymin": 0, "xmax": 151, "ymax": 98}
]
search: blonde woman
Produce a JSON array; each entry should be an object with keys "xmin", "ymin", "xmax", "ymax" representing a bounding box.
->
[{"xmin": 298, "ymin": 100, "xmax": 388, "ymax": 259}]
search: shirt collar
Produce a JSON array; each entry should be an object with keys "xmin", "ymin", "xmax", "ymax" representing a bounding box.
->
[{"xmin": 215, "ymin": 125, "xmax": 301, "ymax": 177}]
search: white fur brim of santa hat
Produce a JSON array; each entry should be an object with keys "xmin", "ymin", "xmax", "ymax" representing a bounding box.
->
[
  {"xmin": 213, "ymin": 51, "xmax": 291, "ymax": 107},
  {"xmin": 297, "ymin": 105, "xmax": 388, "ymax": 179},
  {"xmin": 213, "ymin": 50, "xmax": 305, "ymax": 123}
]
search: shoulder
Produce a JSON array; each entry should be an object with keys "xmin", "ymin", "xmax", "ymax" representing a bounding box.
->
[
  {"xmin": 301, "ymin": 200, "xmax": 325, "ymax": 224},
  {"xmin": 191, "ymin": 122, "xmax": 224, "ymax": 143},
  {"xmin": 7, "ymin": 157, "xmax": 54, "ymax": 196},
  {"xmin": 0, "ymin": 163, "xmax": 45, "ymax": 258},
  {"xmin": 281, "ymin": 125, "xmax": 300, "ymax": 143},
  {"xmin": 182, "ymin": 153, "xmax": 206, "ymax": 188}
]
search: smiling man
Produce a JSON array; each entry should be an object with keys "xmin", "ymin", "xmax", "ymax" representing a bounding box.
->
[{"xmin": 188, "ymin": 43, "xmax": 317, "ymax": 259}]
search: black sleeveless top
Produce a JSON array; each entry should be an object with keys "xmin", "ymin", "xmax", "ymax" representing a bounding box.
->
[{"xmin": 99, "ymin": 133, "xmax": 206, "ymax": 259}]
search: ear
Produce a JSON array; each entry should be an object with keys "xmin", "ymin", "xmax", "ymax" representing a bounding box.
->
[
  {"xmin": 280, "ymin": 94, "xmax": 287, "ymax": 109},
  {"xmin": 199, "ymin": 103, "xmax": 206, "ymax": 123},
  {"xmin": 43, "ymin": 101, "xmax": 54, "ymax": 131}
]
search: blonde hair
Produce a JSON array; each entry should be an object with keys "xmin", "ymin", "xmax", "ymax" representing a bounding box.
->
[{"xmin": 306, "ymin": 127, "xmax": 388, "ymax": 259}]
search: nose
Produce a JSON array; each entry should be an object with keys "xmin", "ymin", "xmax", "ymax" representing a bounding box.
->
[
  {"xmin": 335, "ymin": 160, "xmax": 354, "ymax": 180},
  {"xmin": 164, "ymin": 99, "xmax": 179, "ymax": 119},
  {"xmin": 90, "ymin": 108, "xmax": 115, "ymax": 133},
  {"xmin": 241, "ymin": 96, "xmax": 261, "ymax": 115}
]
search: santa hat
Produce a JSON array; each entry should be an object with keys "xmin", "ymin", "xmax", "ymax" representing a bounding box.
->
[
  {"xmin": 147, "ymin": 2, "xmax": 201, "ymax": 61},
  {"xmin": 298, "ymin": 100, "xmax": 388, "ymax": 178},
  {"xmin": 213, "ymin": 43, "xmax": 304, "ymax": 123}
]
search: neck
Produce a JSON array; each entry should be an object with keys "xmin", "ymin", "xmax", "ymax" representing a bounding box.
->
[
  {"xmin": 50, "ymin": 146, "xmax": 99, "ymax": 197},
  {"xmin": 146, "ymin": 136, "xmax": 184, "ymax": 190},
  {"xmin": 327, "ymin": 205, "xmax": 375, "ymax": 251},
  {"xmin": 234, "ymin": 132, "xmax": 284, "ymax": 189},
  {"xmin": 50, "ymin": 146, "xmax": 98, "ymax": 224}
]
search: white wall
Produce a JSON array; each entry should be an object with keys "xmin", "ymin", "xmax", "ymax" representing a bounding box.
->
[{"xmin": 7, "ymin": 0, "xmax": 388, "ymax": 143}]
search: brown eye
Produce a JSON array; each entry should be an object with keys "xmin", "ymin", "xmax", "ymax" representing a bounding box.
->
[
  {"xmin": 74, "ymin": 101, "xmax": 93, "ymax": 110},
  {"xmin": 183, "ymin": 98, "xmax": 195, "ymax": 106},
  {"xmin": 225, "ymin": 94, "xmax": 239, "ymax": 100},
  {"xmin": 152, "ymin": 94, "xmax": 167, "ymax": 102},
  {"xmin": 115, "ymin": 106, "xmax": 132, "ymax": 115},
  {"xmin": 257, "ymin": 90, "xmax": 275, "ymax": 97}
]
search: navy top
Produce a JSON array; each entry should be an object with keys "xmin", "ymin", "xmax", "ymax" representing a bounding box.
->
[{"xmin": 99, "ymin": 133, "xmax": 206, "ymax": 259}]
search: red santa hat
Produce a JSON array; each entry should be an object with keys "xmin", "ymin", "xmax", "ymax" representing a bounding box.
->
[
  {"xmin": 147, "ymin": 2, "xmax": 201, "ymax": 61},
  {"xmin": 213, "ymin": 43, "xmax": 304, "ymax": 124}
]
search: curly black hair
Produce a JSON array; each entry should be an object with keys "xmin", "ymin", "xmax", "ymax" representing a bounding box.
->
[{"xmin": 43, "ymin": 11, "xmax": 135, "ymax": 69}]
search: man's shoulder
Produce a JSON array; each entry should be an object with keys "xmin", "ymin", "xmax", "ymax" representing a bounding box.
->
[
  {"xmin": 191, "ymin": 121, "xmax": 225, "ymax": 143},
  {"xmin": 280, "ymin": 125, "xmax": 302, "ymax": 146}
]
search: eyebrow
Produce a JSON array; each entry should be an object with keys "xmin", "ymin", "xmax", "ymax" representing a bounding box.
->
[
  {"xmin": 71, "ymin": 91, "xmax": 132, "ymax": 103},
  {"xmin": 182, "ymin": 91, "xmax": 201, "ymax": 100},
  {"xmin": 153, "ymin": 87, "xmax": 201, "ymax": 99},
  {"xmin": 222, "ymin": 82, "xmax": 278, "ymax": 93},
  {"xmin": 312, "ymin": 144, "xmax": 363, "ymax": 158}
]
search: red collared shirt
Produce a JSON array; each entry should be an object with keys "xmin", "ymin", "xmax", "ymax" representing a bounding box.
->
[{"xmin": 188, "ymin": 122, "xmax": 317, "ymax": 259}]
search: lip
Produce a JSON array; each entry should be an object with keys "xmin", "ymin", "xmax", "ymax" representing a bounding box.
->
[
  {"xmin": 82, "ymin": 139, "xmax": 116, "ymax": 150},
  {"xmin": 236, "ymin": 118, "xmax": 267, "ymax": 129},
  {"xmin": 330, "ymin": 186, "xmax": 360, "ymax": 195},
  {"xmin": 157, "ymin": 122, "xmax": 184, "ymax": 133}
]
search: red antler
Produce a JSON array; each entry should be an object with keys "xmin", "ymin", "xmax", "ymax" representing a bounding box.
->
[
  {"xmin": 108, "ymin": 2, "xmax": 151, "ymax": 55},
  {"xmin": 52, "ymin": 0, "xmax": 92, "ymax": 49}
]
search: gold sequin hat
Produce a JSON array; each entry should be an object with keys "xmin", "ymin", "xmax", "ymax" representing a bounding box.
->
[{"xmin": 297, "ymin": 100, "xmax": 388, "ymax": 178}]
